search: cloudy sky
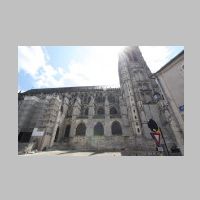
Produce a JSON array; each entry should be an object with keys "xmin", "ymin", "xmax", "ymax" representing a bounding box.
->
[{"xmin": 18, "ymin": 46, "xmax": 184, "ymax": 92}]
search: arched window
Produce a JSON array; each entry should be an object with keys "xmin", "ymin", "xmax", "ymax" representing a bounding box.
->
[
  {"xmin": 60, "ymin": 105, "xmax": 63, "ymax": 113},
  {"xmin": 87, "ymin": 96, "xmax": 91, "ymax": 104},
  {"xmin": 64, "ymin": 125, "xmax": 71, "ymax": 138},
  {"xmin": 111, "ymin": 121, "xmax": 122, "ymax": 135},
  {"xmin": 85, "ymin": 108, "xmax": 89, "ymax": 115},
  {"xmin": 80, "ymin": 106, "xmax": 85, "ymax": 116},
  {"xmin": 66, "ymin": 107, "xmax": 72, "ymax": 118},
  {"xmin": 83, "ymin": 97, "xmax": 87, "ymax": 103},
  {"xmin": 96, "ymin": 96, "xmax": 100, "ymax": 103},
  {"xmin": 95, "ymin": 95, "xmax": 105, "ymax": 103},
  {"xmin": 97, "ymin": 107, "xmax": 104, "ymax": 115},
  {"xmin": 94, "ymin": 122, "xmax": 104, "ymax": 136},
  {"xmin": 110, "ymin": 107, "xmax": 118, "ymax": 115},
  {"xmin": 76, "ymin": 123, "xmax": 86, "ymax": 136},
  {"xmin": 108, "ymin": 95, "xmax": 115, "ymax": 103}
]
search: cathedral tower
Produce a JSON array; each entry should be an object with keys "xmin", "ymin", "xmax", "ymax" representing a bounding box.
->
[{"xmin": 118, "ymin": 46, "xmax": 183, "ymax": 154}]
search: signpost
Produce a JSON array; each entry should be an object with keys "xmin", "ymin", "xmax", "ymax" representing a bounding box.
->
[
  {"xmin": 150, "ymin": 130, "xmax": 161, "ymax": 146},
  {"xmin": 147, "ymin": 119, "xmax": 169, "ymax": 155}
]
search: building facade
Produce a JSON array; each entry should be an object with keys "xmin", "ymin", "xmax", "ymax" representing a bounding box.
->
[
  {"xmin": 154, "ymin": 50, "xmax": 184, "ymax": 153},
  {"xmin": 18, "ymin": 46, "xmax": 184, "ymax": 155}
]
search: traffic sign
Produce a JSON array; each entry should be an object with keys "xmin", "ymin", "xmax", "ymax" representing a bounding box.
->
[{"xmin": 150, "ymin": 130, "xmax": 161, "ymax": 146}]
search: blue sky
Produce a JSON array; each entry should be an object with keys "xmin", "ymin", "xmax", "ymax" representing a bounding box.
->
[{"xmin": 18, "ymin": 46, "xmax": 184, "ymax": 92}]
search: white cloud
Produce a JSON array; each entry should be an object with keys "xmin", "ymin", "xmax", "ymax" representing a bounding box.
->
[
  {"xmin": 64, "ymin": 46, "xmax": 125, "ymax": 87},
  {"xmin": 18, "ymin": 46, "xmax": 46, "ymax": 76},
  {"xmin": 139, "ymin": 46, "xmax": 172, "ymax": 73},
  {"xmin": 18, "ymin": 46, "xmax": 125, "ymax": 89},
  {"xmin": 18, "ymin": 46, "xmax": 64, "ymax": 88}
]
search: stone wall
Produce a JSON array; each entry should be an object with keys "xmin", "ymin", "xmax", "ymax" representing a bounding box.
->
[{"xmin": 57, "ymin": 136, "xmax": 156, "ymax": 151}]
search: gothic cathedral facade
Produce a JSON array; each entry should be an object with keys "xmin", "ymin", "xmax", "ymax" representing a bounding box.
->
[{"xmin": 18, "ymin": 46, "xmax": 184, "ymax": 155}]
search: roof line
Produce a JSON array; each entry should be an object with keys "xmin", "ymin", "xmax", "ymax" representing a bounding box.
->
[
  {"xmin": 23, "ymin": 85, "xmax": 121, "ymax": 94},
  {"xmin": 154, "ymin": 50, "xmax": 184, "ymax": 74}
]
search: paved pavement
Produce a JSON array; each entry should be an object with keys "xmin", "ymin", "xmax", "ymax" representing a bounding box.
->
[{"xmin": 19, "ymin": 150, "xmax": 122, "ymax": 156}]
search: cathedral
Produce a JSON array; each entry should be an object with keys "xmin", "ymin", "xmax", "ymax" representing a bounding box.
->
[{"xmin": 18, "ymin": 46, "xmax": 184, "ymax": 156}]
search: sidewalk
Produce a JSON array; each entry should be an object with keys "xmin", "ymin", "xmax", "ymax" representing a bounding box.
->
[{"xmin": 19, "ymin": 150, "xmax": 122, "ymax": 156}]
